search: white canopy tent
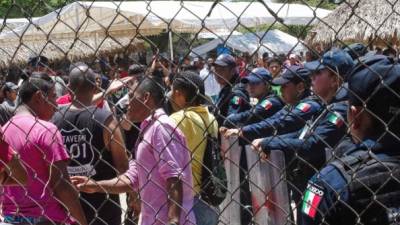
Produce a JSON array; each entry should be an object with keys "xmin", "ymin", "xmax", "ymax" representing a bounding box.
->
[
  {"xmin": 0, "ymin": 18, "xmax": 40, "ymax": 32},
  {"xmin": 190, "ymin": 29, "xmax": 306, "ymax": 58},
  {"xmin": 197, "ymin": 30, "xmax": 242, "ymax": 39},
  {"xmin": 82, "ymin": 1, "xmax": 331, "ymax": 32},
  {"xmin": 0, "ymin": 1, "xmax": 330, "ymax": 65},
  {"xmin": 1, "ymin": 1, "xmax": 331, "ymax": 40}
]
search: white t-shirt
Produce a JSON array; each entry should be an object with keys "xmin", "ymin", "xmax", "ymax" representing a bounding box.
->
[{"xmin": 199, "ymin": 66, "xmax": 220, "ymax": 97}]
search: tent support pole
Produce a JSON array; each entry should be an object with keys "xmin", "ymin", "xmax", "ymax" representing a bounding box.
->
[{"xmin": 169, "ymin": 30, "xmax": 174, "ymax": 60}]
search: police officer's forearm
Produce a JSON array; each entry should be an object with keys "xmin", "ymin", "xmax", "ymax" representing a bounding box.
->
[
  {"xmin": 241, "ymin": 122, "xmax": 274, "ymax": 141},
  {"xmin": 224, "ymin": 110, "xmax": 255, "ymax": 128},
  {"xmin": 223, "ymin": 114, "xmax": 244, "ymax": 128}
]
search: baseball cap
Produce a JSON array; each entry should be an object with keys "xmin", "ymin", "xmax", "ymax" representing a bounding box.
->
[
  {"xmin": 3, "ymin": 82, "xmax": 18, "ymax": 92},
  {"xmin": 212, "ymin": 54, "xmax": 236, "ymax": 67},
  {"xmin": 28, "ymin": 55, "xmax": 49, "ymax": 68},
  {"xmin": 272, "ymin": 65, "xmax": 311, "ymax": 85},
  {"xmin": 304, "ymin": 48, "xmax": 355, "ymax": 79},
  {"xmin": 347, "ymin": 55, "xmax": 400, "ymax": 124},
  {"xmin": 343, "ymin": 43, "xmax": 368, "ymax": 60},
  {"xmin": 241, "ymin": 67, "xmax": 272, "ymax": 84}
]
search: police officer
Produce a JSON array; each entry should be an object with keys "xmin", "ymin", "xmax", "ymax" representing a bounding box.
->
[
  {"xmin": 343, "ymin": 43, "xmax": 368, "ymax": 61},
  {"xmin": 300, "ymin": 55, "xmax": 400, "ymax": 225},
  {"xmin": 212, "ymin": 53, "xmax": 252, "ymax": 225},
  {"xmin": 224, "ymin": 65, "xmax": 322, "ymax": 142},
  {"xmin": 251, "ymin": 49, "xmax": 355, "ymax": 218},
  {"xmin": 212, "ymin": 54, "xmax": 251, "ymax": 126},
  {"xmin": 221, "ymin": 67, "xmax": 284, "ymax": 128}
]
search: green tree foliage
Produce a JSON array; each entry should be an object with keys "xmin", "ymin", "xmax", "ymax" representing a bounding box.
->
[{"xmin": 0, "ymin": 0, "xmax": 75, "ymax": 18}]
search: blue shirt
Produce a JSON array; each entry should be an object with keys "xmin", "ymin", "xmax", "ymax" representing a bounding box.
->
[
  {"xmin": 214, "ymin": 75, "xmax": 251, "ymax": 126},
  {"xmin": 223, "ymin": 94, "xmax": 284, "ymax": 128},
  {"xmin": 241, "ymin": 93, "xmax": 322, "ymax": 141},
  {"xmin": 260, "ymin": 87, "xmax": 349, "ymax": 169},
  {"xmin": 299, "ymin": 139, "xmax": 399, "ymax": 225}
]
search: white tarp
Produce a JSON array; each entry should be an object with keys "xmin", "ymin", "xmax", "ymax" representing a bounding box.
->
[
  {"xmin": 84, "ymin": 1, "xmax": 331, "ymax": 31},
  {"xmin": 0, "ymin": 18, "xmax": 39, "ymax": 31},
  {"xmin": 0, "ymin": 1, "xmax": 331, "ymax": 41},
  {"xmin": 0, "ymin": 1, "xmax": 328, "ymax": 65},
  {"xmin": 190, "ymin": 29, "xmax": 306, "ymax": 57},
  {"xmin": 198, "ymin": 30, "xmax": 242, "ymax": 39},
  {"xmin": 0, "ymin": 2, "xmax": 162, "ymax": 42}
]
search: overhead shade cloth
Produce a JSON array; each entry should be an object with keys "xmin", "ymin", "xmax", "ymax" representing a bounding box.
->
[
  {"xmin": 190, "ymin": 29, "xmax": 306, "ymax": 57},
  {"xmin": 1, "ymin": 1, "xmax": 331, "ymax": 41},
  {"xmin": 0, "ymin": 1, "xmax": 329, "ymax": 65},
  {"xmin": 83, "ymin": 1, "xmax": 331, "ymax": 32}
]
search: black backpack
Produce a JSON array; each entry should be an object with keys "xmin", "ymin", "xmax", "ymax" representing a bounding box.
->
[
  {"xmin": 329, "ymin": 150, "xmax": 400, "ymax": 225},
  {"xmin": 196, "ymin": 113, "xmax": 227, "ymax": 206}
]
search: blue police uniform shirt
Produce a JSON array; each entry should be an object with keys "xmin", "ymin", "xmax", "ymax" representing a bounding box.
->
[
  {"xmin": 241, "ymin": 91, "xmax": 323, "ymax": 141},
  {"xmin": 260, "ymin": 86, "xmax": 349, "ymax": 168},
  {"xmin": 223, "ymin": 93, "xmax": 284, "ymax": 128},
  {"xmin": 299, "ymin": 139, "xmax": 397, "ymax": 225},
  {"xmin": 214, "ymin": 74, "xmax": 251, "ymax": 126}
]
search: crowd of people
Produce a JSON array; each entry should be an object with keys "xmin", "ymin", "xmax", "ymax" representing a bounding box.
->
[{"xmin": 0, "ymin": 42, "xmax": 399, "ymax": 225}]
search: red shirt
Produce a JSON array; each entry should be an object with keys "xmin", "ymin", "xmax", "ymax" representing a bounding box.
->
[
  {"xmin": 119, "ymin": 71, "xmax": 128, "ymax": 78},
  {"xmin": 56, "ymin": 94, "xmax": 105, "ymax": 108}
]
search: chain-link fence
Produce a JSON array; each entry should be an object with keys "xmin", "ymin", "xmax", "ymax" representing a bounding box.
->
[{"xmin": 0, "ymin": 1, "xmax": 400, "ymax": 225}]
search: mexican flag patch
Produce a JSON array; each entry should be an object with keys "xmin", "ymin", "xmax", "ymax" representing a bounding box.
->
[
  {"xmin": 302, "ymin": 183, "xmax": 324, "ymax": 219},
  {"xmin": 260, "ymin": 99, "xmax": 273, "ymax": 110},
  {"xmin": 296, "ymin": 103, "xmax": 311, "ymax": 113},
  {"xmin": 231, "ymin": 96, "xmax": 241, "ymax": 105},
  {"xmin": 327, "ymin": 112, "xmax": 344, "ymax": 127}
]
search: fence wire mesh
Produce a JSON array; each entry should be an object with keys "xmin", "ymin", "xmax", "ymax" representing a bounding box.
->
[{"xmin": 0, "ymin": 1, "xmax": 400, "ymax": 225}]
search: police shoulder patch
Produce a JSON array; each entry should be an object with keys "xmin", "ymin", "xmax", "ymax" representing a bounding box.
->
[
  {"xmin": 260, "ymin": 99, "xmax": 273, "ymax": 110},
  {"xmin": 296, "ymin": 102, "xmax": 311, "ymax": 113},
  {"xmin": 327, "ymin": 112, "xmax": 344, "ymax": 127},
  {"xmin": 302, "ymin": 182, "xmax": 324, "ymax": 219},
  {"xmin": 231, "ymin": 96, "xmax": 242, "ymax": 105}
]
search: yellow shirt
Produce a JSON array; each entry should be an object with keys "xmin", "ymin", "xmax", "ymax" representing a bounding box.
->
[{"xmin": 170, "ymin": 106, "xmax": 218, "ymax": 194}]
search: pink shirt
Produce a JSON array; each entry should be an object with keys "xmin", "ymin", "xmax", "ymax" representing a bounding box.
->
[
  {"xmin": 1, "ymin": 114, "xmax": 72, "ymax": 223},
  {"xmin": 0, "ymin": 129, "xmax": 13, "ymax": 171},
  {"xmin": 124, "ymin": 109, "xmax": 196, "ymax": 225}
]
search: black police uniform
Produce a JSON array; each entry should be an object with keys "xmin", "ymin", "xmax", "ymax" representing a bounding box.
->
[
  {"xmin": 261, "ymin": 86, "xmax": 348, "ymax": 168},
  {"xmin": 223, "ymin": 93, "xmax": 284, "ymax": 128},
  {"xmin": 241, "ymin": 91, "xmax": 323, "ymax": 141},
  {"xmin": 214, "ymin": 74, "xmax": 251, "ymax": 126},
  {"xmin": 213, "ymin": 73, "xmax": 253, "ymax": 225},
  {"xmin": 300, "ymin": 55, "xmax": 400, "ymax": 225},
  {"xmin": 259, "ymin": 86, "xmax": 349, "ymax": 210},
  {"xmin": 300, "ymin": 139, "xmax": 400, "ymax": 225}
]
